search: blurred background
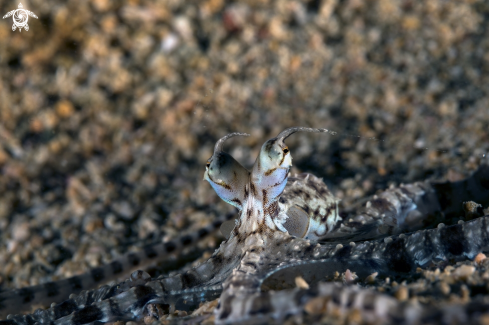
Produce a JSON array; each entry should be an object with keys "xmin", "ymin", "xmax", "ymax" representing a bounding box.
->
[{"xmin": 0, "ymin": 0, "xmax": 488, "ymax": 296}]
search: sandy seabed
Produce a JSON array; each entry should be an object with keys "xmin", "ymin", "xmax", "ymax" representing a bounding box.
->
[{"xmin": 0, "ymin": 0, "xmax": 489, "ymax": 323}]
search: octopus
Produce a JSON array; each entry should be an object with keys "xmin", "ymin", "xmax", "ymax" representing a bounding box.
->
[{"xmin": 1, "ymin": 126, "xmax": 489, "ymax": 325}]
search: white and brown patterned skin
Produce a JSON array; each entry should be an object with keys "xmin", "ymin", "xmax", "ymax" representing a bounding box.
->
[
  {"xmin": 1, "ymin": 128, "xmax": 489, "ymax": 325},
  {"xmin": 279, "ymin": 173, "xmax": 340, "ymax": 239},
  {"xmin": 205, "ymin": 127, "xmax": 333, "ymax": 237}
]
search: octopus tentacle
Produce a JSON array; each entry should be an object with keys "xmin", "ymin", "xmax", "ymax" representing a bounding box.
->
[
  {"xmin": 2, "ymin": 130, "xmax": 489, "ymax": 325},
  {"xmin": 46, "ymin": 231, "xmax": 247, "ymax": 325},
  {"xmin": 2, "ymin": 248, "xmax": 236, "ymax": 325},
  {"xmin": 257, "ymin": 215, "xmax": 489, "ymax": 286},
  {"xmin": 0, "ymin": 212, "xmax": 235, "ymax": 320}
]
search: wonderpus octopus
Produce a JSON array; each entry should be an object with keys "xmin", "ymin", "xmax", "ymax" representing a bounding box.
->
[{"xmin": 1, "ymin": 127, "xmax": 489, "ymax": 325}]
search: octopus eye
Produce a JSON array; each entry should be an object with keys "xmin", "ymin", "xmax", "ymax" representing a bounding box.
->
[
  {"xmin": 283, "ymin": 147, "xmax": 289, "ymax": 154},
  {"xmin": 204, "ymin": 132, "xmax": 250, "ymax": 210}
]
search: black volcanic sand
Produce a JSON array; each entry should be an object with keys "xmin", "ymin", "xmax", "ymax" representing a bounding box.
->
[{"xmin": 0, "ymin": 0, "xmax": 489, "ymax": 323}]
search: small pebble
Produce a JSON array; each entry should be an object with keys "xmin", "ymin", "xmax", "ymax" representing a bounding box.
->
[
  {"xmin": 439, "ymin": 281, "xmax": 451, "ymax": 295},
  {"xmin": 395, "ymin": 286, "xmax": 409, "ymax": 301},
  {"xmin": 384, "ymin": 237, "xmax": 393, "ymax": 244},
  {"xmin": 453, "ymin": 265, "xmax": 475, "ymax": 281},
  {"xmin": 295, "ymin": 276, "xmax": 309, "ymax": 289},
  {"xmin": 365, "ymin": 272, "xmax": 378, "ymax": 284},
  {"xmin": 474, "ymin": 252, "xmax": 487, "ymax": 265},
  {"xmin": 304, "ymin": 297, "xmax": 328, "ymax": 315},
  {"xmin": 343, "ymin": 269, "xmax": 358, "ymax": 284}
]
